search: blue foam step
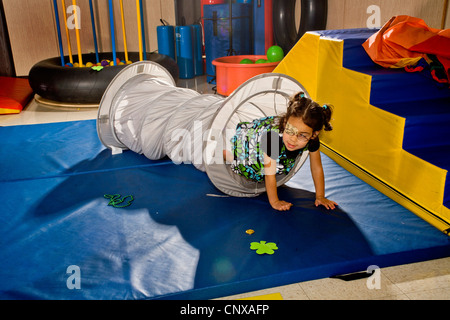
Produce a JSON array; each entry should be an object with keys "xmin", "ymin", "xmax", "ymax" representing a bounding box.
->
[
  {"xmin": 317, "ymin": 28, "xmax": 378, "ymax": 70},
  {"xmin": 404, "ymin": 112, "xmax": 450, "ymax": 150},
  {"xmin": 320, "ymin": 28, "xmax": 450, "ymax": 105},
  {"xmin": 358, "ymin": 66, "xmax": 450, "ymax": 105},
  {"xmin": 405, "ymin": 145, "xmax": 450, "ymax": 172},
  {"xmin": 316, "ymin": 29, "xmax": 450, "ymax": 212},
  {"xmin": 404, "ymin": 144, "xmax": 450, "ymax": 209},
  {"xmin": 375, "ymin": 97, "xmax": 450, "ymax": 150},
  {"xmin": 342, "ymin": 38, "xmax": 379, "ymax": 70}
]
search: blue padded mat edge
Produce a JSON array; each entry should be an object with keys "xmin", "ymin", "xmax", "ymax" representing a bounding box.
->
[{"xmin": 0, "ymin": 120, "xmax": 449, "ymax": 300}]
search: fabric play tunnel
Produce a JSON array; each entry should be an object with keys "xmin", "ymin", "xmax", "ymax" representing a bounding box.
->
[{"xmin": 97, "ymin": 61, "xmax": 309, "ymax": 197}]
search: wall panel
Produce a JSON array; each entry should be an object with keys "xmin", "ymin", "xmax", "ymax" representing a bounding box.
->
[
  {"xmin": 3, "ymin": 0, "xmax": 175, "ymax": 76},
  {"xmin": 3, "ymin": 0, "xmax": 448, "ymax": 76},
  {"xmin": 3, "ymin": 0, "xmax": 59, "ymax": 76},
  {"xmin": 327, "ymin": 0, "xmax": 446, "ymax": 29}
]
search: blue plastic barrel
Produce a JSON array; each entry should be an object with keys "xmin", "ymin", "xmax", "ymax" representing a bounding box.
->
[
  {"xmin": 203, "ymin": 3, "xmax": 252, "ymax": 83},
  {"xmin": 253, "ymin": 0, "xmax": 265, "ymax": 55},
  {"xmin": 192, "ymin": 24, "xmax": 204, "ymax": 76},
  {"xmin": 157, "ymin": 25, "xmax": 175, "ymax": 60},
  {"xmin": 175, "ymin": 26, "xmax": 195, "ymax": 79}
]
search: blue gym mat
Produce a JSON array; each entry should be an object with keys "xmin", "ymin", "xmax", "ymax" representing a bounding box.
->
[{"xmin": 0, "ymin": 120, "xmax": 448, "ymax": 299}]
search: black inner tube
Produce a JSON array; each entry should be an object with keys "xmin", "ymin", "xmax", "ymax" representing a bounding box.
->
[
  {"xmin": 28, "ymin": 52, "xmax": 179, "ymax": 104},
  {"xmin": 273, "ymin": 0, "xmax": 328, "ymax": 54}
]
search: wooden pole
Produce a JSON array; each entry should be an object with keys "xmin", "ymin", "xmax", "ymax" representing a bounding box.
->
[{"xmin": 442, "ymin": 0, "xmax": 449, "ymax": 29}]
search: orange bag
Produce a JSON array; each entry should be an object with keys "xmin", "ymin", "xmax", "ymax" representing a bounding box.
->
[{"xmin": 363, "ymin": 15, "xmax": 450, "ymax": 83}]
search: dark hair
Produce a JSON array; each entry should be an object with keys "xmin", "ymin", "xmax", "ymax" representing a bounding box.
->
[{"xmin": 277, "ymin": 92, "xmax": 333, "ymax": 135}]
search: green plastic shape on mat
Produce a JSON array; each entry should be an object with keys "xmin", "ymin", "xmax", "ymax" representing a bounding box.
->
[
  {"xmin": 104, "ymin": 194, "xmax": 134, "ymax": 208},
  {"xmin": 250, "ymin": 241, "xmax": 278, "ymax": 255}
]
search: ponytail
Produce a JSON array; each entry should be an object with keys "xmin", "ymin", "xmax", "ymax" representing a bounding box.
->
[{"xmin": 322, "ymin": 104, "xmax": 333, "ymax": 131}]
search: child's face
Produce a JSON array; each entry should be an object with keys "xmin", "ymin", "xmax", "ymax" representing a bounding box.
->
[{"xmin": 282, "ymin": 116, "xmax": 315, "ymax": 151}]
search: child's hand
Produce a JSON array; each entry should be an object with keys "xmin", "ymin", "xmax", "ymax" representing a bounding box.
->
[
  {"xmin": 271, "ymin": 200, "xmax": 293, "ymax": 211},
  {"xmin": 315, "ymin": 196, "xmax": 338, "ymax": 210}
]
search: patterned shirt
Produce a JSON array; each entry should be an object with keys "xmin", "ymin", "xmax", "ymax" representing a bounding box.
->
[{"xmin": 230, "ymin": 116, "xmax": 319, "ymax": 181}]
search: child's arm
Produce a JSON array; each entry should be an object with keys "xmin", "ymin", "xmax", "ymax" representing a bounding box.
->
[
  {"xmin": 264, "ymin": 154, "xmax": 293, "ymax": 211},
  {"xmin": 309, "ymin": 150, "xmax": 338, "ymax": 210}
]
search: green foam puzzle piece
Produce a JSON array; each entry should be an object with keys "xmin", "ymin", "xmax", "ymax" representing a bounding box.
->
[
  {"xmin": 250, "ymin": 241, "xmax": 278, "ymax": 255},
  {"xmin": 104, "ymin": 194, "xmax": 134, "ymax": 208}
]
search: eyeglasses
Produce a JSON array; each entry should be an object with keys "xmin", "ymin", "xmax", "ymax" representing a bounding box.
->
[{"xmin": 284, "ymin": 122, "xmax": 311, "ymax": 142}]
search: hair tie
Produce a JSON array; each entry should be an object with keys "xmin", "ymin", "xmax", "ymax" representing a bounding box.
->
[
  {"xmin": 323, "ymin": 105, "xmax": 328, "ymax": 110},
  {"xmin": 300, "ymin": 92, "xmax": 305, "ymax": 98}
]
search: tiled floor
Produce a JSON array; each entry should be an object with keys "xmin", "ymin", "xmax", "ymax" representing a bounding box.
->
[
  {"xmin": 1, "ymin": 75, "xmax": 449, "ymax": 300},
  {"xmin": 218, "ymin": 258, "xmax": 450, "ymax": 300},
  {"xmin": 0, "ymin": 78, "xmax": 215, "ymax": 127}
]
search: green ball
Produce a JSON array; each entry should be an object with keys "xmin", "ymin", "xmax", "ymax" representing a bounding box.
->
[
  {"xmin": 239, "ymin": 58, "xmax": 254, "ymax": 64},
  {"xmin": 266, "ymin": 45, "xmax": 284, "ymax": 62},
  {"xmin": 255, "ymin": 58, "xmax": 268, "ymax": 64}
]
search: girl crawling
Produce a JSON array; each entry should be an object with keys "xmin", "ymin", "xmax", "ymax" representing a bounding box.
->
[{"xmin": 224, "ymin": 92, "xmax": 338, "ymax": 211}]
